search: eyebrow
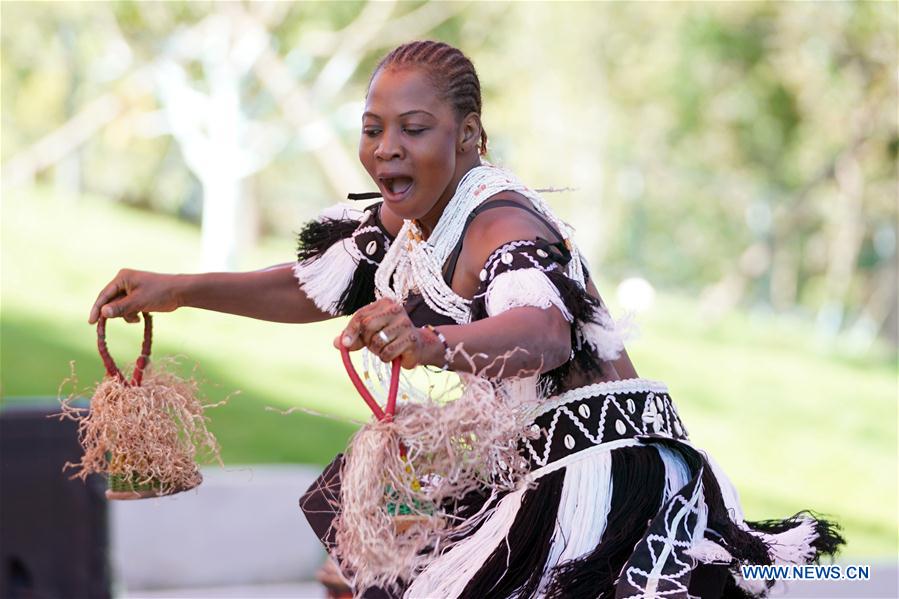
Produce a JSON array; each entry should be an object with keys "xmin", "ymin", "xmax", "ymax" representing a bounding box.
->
[{"xmin": 362, "ymin": 109, "xmax": 436, "ymax": 119}]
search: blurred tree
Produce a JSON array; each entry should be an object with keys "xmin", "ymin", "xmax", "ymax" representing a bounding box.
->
[
  {"xmin": 2, "ymin": 1, "xmax": 475, "ymax": 270},
  {"xmin": 1, "ymin": 1, "xmax": 894, "ymax": 346},
  {"xmin": 589, "ymin": 2, "xmax": 896, "ymax": 347}
]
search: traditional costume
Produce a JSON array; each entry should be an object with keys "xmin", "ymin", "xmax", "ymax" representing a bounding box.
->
[{"xmin": 294, "ymin": 164, "xmax": 843, "ymax": 598}]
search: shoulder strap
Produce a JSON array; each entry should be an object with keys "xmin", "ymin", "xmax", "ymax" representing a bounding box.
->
[{"xmin": 442, "ymin": 199, "xmax": 565, "ymax": 285}]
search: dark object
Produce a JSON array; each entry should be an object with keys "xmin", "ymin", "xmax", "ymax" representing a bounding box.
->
[{"xmin": 0, "ymin": 400, "xmax": 111, "ymax": 599}]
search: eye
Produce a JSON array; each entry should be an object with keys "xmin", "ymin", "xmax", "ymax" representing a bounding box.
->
[
  {"xmin": 363, "ymin": 128, "xmax": 381, "ymax": 138},
  {"xmin": 404, "ymin": 127, "xmax": 427, "ymax": 136}
]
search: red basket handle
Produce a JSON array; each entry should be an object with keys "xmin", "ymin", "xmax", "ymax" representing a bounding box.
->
[
  {"xmin": 339, "ymin": 346, "xmax": 401, "ymax": 422},
  {"xmin": 97, "ymin": 313, "xmax": 152, "ymax": 387}
]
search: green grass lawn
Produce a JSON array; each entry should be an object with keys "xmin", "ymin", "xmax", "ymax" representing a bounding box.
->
[{"xmin": 2, "ymin": 187, "xmax": 896, "ymax": 558}]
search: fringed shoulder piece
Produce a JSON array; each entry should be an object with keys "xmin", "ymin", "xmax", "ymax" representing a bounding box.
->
[
  {"xmin": 468, "ymin": 238, "xmax": 631, "ymax": 396},
  {"xmin": 293, "ymin": 201, "xmax": 395, "ymax": 316}
]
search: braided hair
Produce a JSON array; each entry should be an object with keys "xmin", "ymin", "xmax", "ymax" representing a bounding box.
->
[{"xmin": 370, "ymin": 40, "xmax": 489, "ymax": 156}]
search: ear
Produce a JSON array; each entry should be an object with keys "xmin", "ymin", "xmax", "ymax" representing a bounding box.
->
[{"xmin": 458, "ymin": 112, "xmax": 482, "ymax": 153}]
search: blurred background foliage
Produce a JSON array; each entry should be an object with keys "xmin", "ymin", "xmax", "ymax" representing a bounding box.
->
[
  {"xmin": 2, "ymin": 1, "xmax": 896, "ymax": 558},
  {"xmin": 3, "ymin": 1, "xmax": 895, "ymax": 344}
]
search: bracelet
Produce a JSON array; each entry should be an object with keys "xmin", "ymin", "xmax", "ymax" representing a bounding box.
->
[{"xmin": 423, "ymin": 324, "xmax": 451, "ymax": 371}]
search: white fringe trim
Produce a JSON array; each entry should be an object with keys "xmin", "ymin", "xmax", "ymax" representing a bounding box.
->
[
  {"xmin": 731, "ymin": 518, "xmax": 822, "ymax": 599},
  {"xmin": 403, "ymin": 485, "xmax": 529, "ymax": 599},
  {"xmin": 293, "ymin": 239, "xmax": 358, "ymax": 316},
  {"xmin": 485, "ymin": 268, "xmax": 574, "ymax": 321},
  {"xmin": 292, "ymin": 203, "xmax": 372, "ymax": 316},
  {"xmin": 753, "ymin": 518, "xmax": 821, "ymax": 565},
  {"xmin": 690, "ymin": 448, "xmax": 821, "ymax": 596},
  {"xmin": 654, "ymin": 444, "xmax": 693, "ymax": 505},
  {"xmin": 578, "ymin": 309, "xmax": 638, "ymax": 362},
  {"xmin": 684, "ymin": 538, "xmax": 734, "ymax": 564},
  {"xmin": 536, "ymin": 451, "xmax": 614, "ymax": 595}
]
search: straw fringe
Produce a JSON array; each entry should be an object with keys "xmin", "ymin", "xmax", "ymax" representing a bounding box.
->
[
  {"xmin": 58, "ymin": 358, "xmax": 224, "ymax": 496},
  {"xmin": 333, "ymin": 349, "xmax": 541, "ymax": 594}
]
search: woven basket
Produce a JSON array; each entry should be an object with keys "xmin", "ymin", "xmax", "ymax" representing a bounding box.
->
[{"xmin": 97, "ymin": 313, "xmax": 202, "ymax": 500}]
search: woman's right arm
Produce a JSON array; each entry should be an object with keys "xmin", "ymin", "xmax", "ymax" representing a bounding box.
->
[{"xmin": 88, "ymin": 263, "xmax": 333, "ymax": 325}]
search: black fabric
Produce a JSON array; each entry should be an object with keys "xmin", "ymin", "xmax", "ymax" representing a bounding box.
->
[
  {"xmin": 544, "ymin": 445, "xmax": 667, "ymax": 599},
  {"xmin": 647, "ymin": 437, "xmax": 773, "ymax": 567},
  {"xmin": 298, "ymin": 454, "xmax": 404, "ymax": 599},
  {"xmin": 686, "ymin": 564, "xmax": 732, "ymax": 598},
  {"xmin": 299, "ymin": 454, "xmax": 344, "ymax": 552},
  {"xmin": 519, "ymin": 389, "xmax": 688, "ymax": 472},
  {"xmin": 635, "ymin": 436, "xmax": 845, "ymax": 598},
  {"xmin": 443, "ymin": 198, "xmax": 566, "ymax": 286},
  {"xmin": 404, "ymin": 292, "xmax": 457, "ymax": 328},
  {"xmin": 337, "ymin": 258, "xmax": 380, "ymax": 316},
  {"xmin": 459, "ymin": 468, "xmax": 567, "ymax": 599},
  {"xmin": 721, "ymin": 572, "xmax": 757, "ymax": 598},
  {"xmin": 613, "ymin": 441, "xmax": 708, "ymax": 598},
  {"xmin": 466, "ymin": 237, "xmax": 612, "ymax": 396},
  {"xmin": 540, "ymin": 268, "xmax": 608, "ymax": 395}
]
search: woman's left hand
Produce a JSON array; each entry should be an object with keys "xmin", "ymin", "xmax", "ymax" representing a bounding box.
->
[{"xmin": 333, "ymin": 298, "xmax": 432, "ymax": 369}]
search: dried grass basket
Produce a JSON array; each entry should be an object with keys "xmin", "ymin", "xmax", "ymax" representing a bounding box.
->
[
  {"xmin": 66, "ymin": 313, "xmax": 221, "ymax": 500},
  {"xmin": 339, "ymin": 348, "xmax": 430, "ymax": 534}
]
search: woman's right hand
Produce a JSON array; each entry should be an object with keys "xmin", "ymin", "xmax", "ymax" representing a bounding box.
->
[{"xmin": 88, "ymin": 269, "xmax": 183, "ymax": 325}]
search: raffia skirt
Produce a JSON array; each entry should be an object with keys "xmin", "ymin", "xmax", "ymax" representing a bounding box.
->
[{"xmin": 300, "ymin": 378, "xmax": 844, "ymax": 598}]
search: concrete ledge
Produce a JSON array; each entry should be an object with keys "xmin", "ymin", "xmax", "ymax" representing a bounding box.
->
[{"xmin": 110, "ymin": 465, "xmax": 326, "ymax": 591}]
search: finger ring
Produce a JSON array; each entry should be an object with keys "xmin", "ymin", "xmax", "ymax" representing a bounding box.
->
[{"xmin": 377, "ymin": 330, "xmax": 390, "ymax": 344}]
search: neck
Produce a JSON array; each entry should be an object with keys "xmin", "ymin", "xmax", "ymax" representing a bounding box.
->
[{"xmin": 416, "ymin": 155, "xmax": 482, "ymax": 239}]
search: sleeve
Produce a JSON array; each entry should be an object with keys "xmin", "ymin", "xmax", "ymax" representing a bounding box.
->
[
  {"xmin": 293, "ymin": 201, "xmax": 395, "ymax": 316},
  {"xmin": 468, "ymin": 237, "xmax": 630, "ymax": 394}
]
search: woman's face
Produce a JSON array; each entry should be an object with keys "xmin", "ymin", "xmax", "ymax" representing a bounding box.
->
[{"xmin": 359, "ymin": 67, "xmax": 463, "ymax": 222}]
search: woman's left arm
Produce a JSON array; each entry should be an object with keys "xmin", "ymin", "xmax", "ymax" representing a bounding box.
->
[
  {"xmin": 334, "ymin": 297, "xmax": 570, "ymax": 377},
  {"xmin": 334, "ymin": 205, "xmax": 573, "ymax": 377}
]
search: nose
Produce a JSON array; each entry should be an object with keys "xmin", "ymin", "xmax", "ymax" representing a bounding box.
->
[{"xmin": 374, "ymin": 128, "xmax": 402, "ymax": 161}]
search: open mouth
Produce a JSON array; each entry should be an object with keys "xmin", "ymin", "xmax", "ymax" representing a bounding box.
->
[{"xmin": 381, "ymin": 176, "xmax": 414, "ymax": 200}]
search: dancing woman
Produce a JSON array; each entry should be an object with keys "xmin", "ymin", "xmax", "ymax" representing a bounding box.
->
[{"xmin": 90, "ymin": 40, "xmax": 843, "ymax": 599}]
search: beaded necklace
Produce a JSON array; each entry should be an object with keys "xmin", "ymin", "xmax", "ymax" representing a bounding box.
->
[{"xmin": 373, "ymin": 163, "xmax": 585, "ymax": 324}]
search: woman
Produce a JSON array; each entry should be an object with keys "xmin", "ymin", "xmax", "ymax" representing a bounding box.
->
[{"xmin": 90, "ymin": 41, "xmax": 843, "ymax": 598}]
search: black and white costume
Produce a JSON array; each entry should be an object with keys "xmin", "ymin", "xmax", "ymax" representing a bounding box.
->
[{"xmin": 294, "ymin": 164, "xmax": 843, "ymax": 598}]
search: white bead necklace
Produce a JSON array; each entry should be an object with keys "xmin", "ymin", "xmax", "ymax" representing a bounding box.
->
[{"xmin": 374, "ymin": 162, "xmax": 585, "ymax": 324}]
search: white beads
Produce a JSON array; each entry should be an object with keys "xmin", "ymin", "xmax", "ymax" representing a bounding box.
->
[
  {"xmin": 373, "ymin": 163, "xmax": 586, "ymax": 328},
  {"xmin": 501, "ymin": 252, "xmax": 513, "ymax": 264},
  {"xmin": 479, "ymin": 269, "xmax": 488, "ymax": 281},
  {"xmin": 615, "ymin": 419, "xmax": 627, "ymax": 435},
  {"xmin": 365, "ymin": 240, "xmax": 378, "ymax": 256},
  {"xmin": 536, "ymin": 248, "xmax": 548, "ymax": 258},
  {"xmin": 577, "ymin": 403, "xmax": 591, "ymax": 419},
  {"xmin": 626, "ymin": 398, "xmax": 636, "ymax": 414},
  {"xmin": 563, "ymin": 434, "xmax": 575, "ymax": 450}
]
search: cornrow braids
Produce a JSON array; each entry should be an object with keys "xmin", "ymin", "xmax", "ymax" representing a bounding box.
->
[{"xmin": 371, "ymin": 40, "xmax": 489, "ymax": 156}]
